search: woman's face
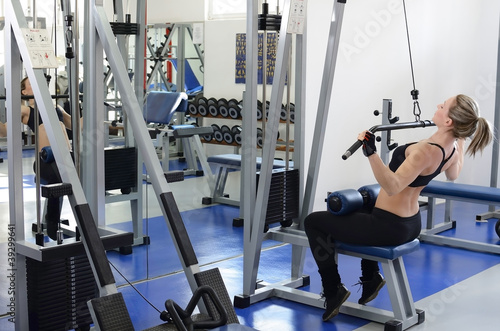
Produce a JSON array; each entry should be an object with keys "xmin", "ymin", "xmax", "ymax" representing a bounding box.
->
[
  {"xmin": 433, "ymin": 96, "xmax": 455, "ymax": 126},
  {"xmin": 22, "ymin": 79, "xmax": 34, "ymax": 105}
]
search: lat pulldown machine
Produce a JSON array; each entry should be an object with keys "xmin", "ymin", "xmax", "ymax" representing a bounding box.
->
[{"xmin": 234, "ymin": 1, "xmax": 429, "ymax": 330}]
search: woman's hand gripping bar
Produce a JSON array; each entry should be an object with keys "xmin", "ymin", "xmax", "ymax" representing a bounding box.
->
[{"xmin": 341, "ymin": 120, "xmax": 435, "ymax": 160}]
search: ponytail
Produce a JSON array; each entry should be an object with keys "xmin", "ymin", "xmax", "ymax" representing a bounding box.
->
[
  {"xmin": 448, "ymin": 94, "xmax": 492, "ymax": 157},
  {"xmin": 467, "ymin": 117, "xmax": 492, "ymax": 157}
]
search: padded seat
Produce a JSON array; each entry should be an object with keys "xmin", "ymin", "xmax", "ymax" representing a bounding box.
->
[
  {"xmin": 336, "ymin": 239, "xmax": 420, "ymax": 260},
  {"xmin": 207, "ymin": 153, "xmax": 293, "ymax": 170},
  {"xmin": 419, "ymin": 180, "xmax": 500, "ymax": 254},
  {"xmin": 334, "ymin": 238, "xmax": 423, "ymax": 330}
]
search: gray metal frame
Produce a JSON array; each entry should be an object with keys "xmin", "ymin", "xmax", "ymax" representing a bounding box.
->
[
  {"xmin": 239, "ymin": 0, "xmax": 339, "ymax": 299},
  {"xmin": 91, "ymin": 0, "xmax": 205, "ymax": 290},
  {"xmin": 420, "ymin": 192, "xmax": 500, "ymax": 254},
  {"xmin": 6, "ymin": 1, "xmax": 123, "ymax": 329},
  {"xmin": 479, "ymin": 11, "xmax": 500, "ymax": 219}
]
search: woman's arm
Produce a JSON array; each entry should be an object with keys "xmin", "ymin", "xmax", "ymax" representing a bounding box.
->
[
  {"xmin": 57, "ymin": 104, "xmax": 72, "ymax": 130},
  {"xmin": 360, "ymin": 131, "xmax": 437, "ymax": 195},
  {"xmin": 0, "ymin": 122, "xmax": 6, "ymax": 137},
  {"xmin": 444, "ymin": 139, "xmax": 465, "ymax": 181}
]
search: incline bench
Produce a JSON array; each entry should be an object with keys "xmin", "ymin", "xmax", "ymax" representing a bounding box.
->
[
  {"xmin": 203, "ymin": 153, "xmax": 293, "ymax": 206},
  {"xmin": 144, "ymin": 91, "xmax": 213, "ymax": 179},
  {"xmin": 420, "ymin": 180, "xmax": 500, "ymax": 254}
]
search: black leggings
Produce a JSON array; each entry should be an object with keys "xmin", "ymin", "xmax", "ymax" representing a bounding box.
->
[{"xmin": 304, "ymin": 208, "xmax": 421, "ymax": 280}]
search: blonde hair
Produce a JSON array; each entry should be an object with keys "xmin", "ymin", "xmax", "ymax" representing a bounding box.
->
[{"xmin": 448, "ymin": 94, "xmax": 492, "ymax": 157}]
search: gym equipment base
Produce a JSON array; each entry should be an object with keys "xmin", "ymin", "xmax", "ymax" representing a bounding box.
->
[{"xmin": 17, "ymin": 226, "xmax": 133, "ymax": 261}]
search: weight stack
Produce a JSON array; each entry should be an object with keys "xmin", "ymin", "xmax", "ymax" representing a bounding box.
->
[
  {"xmin": 26, "ymin": 255, "xmax": 98, "ymax": 331},
  {"xmin": 104, "ymin": 147, "xmax": 137, "ymax": 192},
  {"xmin": 257, "ymin": 168, "xmax": 299, "ymax": 226}
]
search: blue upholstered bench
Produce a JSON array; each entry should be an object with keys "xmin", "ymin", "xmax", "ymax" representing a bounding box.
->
[
  {"xmin": 420, "ymin": 180, "xmax": 500, "ymax": 254},
  {"xmin": 334, "ymin": 239, "xmax": 424, "ymax": 330},
  {"xmin": 336, "ymin": 238, "xmax": 420, "ymax": 260},
  {"xmin": 143, "ymin": 91, "xmax": 214, "ymax": 178},
  {"xmin": 204, "ymin": 154, "xmax": 293, "ymax": 206},
  {"xmin": 263, "ymin": 225, "xmax": 424, "ymax": 330},
  {"xmin": 207, "ymin": 153, "xmax": 291, "ymax": 170}
]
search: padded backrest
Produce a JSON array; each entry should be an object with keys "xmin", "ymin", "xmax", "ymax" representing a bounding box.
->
[
  {"xmin": 169, "ymin": 59, "xmax": 203, "ymax": 94},
  {"xmin": 144, "ymin": 91, "xmax": 188, "ymax": 124}
]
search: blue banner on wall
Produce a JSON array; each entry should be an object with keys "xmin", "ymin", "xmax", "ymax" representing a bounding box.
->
[{"xmin": 235, "ymin": 32, "xmax": 277, "ymax": 85}]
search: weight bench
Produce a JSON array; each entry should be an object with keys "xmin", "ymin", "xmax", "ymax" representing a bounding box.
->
[
  {"xmin": 323, "ymin": 186, "xmax": 424, "ymax": 330},
  {"xmin": 259, "ymin": 225, "xmax": 424, "ymax": 331},
  {"xmin": 144, "ymin": 91, "xmax": 212, "ymax": 179},
  {"xmin": 335, "ymin": 239, "xmax": 424, "ymax": 331},
  {"xmin": 420, "ymin": 180, "xmax": 500, "ymax": 254},
  {"xmin": 203, "ymin": 153, "xmax": 292, "ymax": 206}
]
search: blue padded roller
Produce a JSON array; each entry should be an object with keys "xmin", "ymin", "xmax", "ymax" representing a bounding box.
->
[
  {"xmin": 327, "ymin": 189, "xmax": 364, "ymax": 215},
  {"xmin": 144, "ymin": 91, "xmax": 188, "ymax": 124},
  {"xmin": 358, "ymin": 184, "xmax": 380, "ymax": 209},
  {"xmin": 336, "ymin": 238, "xmax": 420, "ymax": 260},
  {"xmin": 40, "ymin": 146, "xmax": 55, "ymax": 163},
  {"xmin": 422, "ymin": 180, "xmax": 500, "ymax": 203}
]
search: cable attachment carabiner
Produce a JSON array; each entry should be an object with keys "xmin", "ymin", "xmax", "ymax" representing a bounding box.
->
[
  {"xmin": 64, "ymin": 15, "xmax": 74, "ymax": 59},
  {"xmin": 411, "ymin": 89, "xmax": 421, "ymax": 122}
]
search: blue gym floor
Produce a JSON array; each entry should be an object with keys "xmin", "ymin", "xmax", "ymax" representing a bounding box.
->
[{"xmin": 1, "ymin": 150, "xmax": 500, "ymax": 330}]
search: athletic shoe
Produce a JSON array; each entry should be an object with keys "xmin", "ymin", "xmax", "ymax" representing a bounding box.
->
[
  {"xmin": 322, "ymin": 284, "xmax": 351, "ymax": 321},
  {"xmin": 357, "ymin": 272, "xmax": 386, "ymax": 305}
]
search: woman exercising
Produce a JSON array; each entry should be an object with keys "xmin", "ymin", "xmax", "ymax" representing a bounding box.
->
[
  {"xmin": 304, "ymin": 94, "xmax": 493, "ymax": 322},
  {"xmin": 0, "ymin": 77, "xmax": 73, "ymax": 240}
]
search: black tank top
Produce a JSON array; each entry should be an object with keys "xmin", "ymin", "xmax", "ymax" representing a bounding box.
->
[
  {"xmin": 389, "ymin": 142, "xmax": 455, "ymax": 187},
  {"xmin": 27, "ymin": 106, "xmax": 64, "ymax": 132}
]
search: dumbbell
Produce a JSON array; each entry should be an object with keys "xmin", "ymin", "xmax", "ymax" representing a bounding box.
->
[
  {"xmin": 188, "ymin": 99, "xmax": 198, "ymax": 116},
  {"xmin": 280, "ymin": 104, "xmax": 288, "ymax": 122},
  {"xmin": 256, "ymin": 100, "xmax": 264, "ymax": 120},
  {"xmin": 232, "ymin": 125, "xmax": 242, "ymax": 145},
  {"xmin": 197, "ymin": 96, "xmax": 208, "ymax": 116},
  {"xmin": 228, "ymin": 99, "xmax": 241, "ymax": 119},
  {"xmin": 221, "ymin": 125, "xmax": 234, "ymax": 144},
  {"xmin": 211, "ymin": 124, "xmax": 224, "ymax": 142},
  {"xmin": 218, "ymin": 98, "xmax": 229, "ymax": 118},
  {"xmin": 208, "ymin": 97, "xmax": 219, "ymax": 117},
  {"xmin": 257, "ymin": 128, "xmax": 263, "ymax": 148}
]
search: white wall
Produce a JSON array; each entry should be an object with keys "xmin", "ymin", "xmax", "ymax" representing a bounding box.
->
[
  {"xmin": 306, "ymin": 0, "xmax": 499, "ymax": 210},
  {"xmin": 147, "ymin": 0, "xmax": 205, "ymax": 23}
]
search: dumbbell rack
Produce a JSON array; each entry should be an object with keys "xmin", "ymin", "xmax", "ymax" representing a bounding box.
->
[{"xmin": 188, "ymin": 95, "xmax": 295, "ymax": 152}]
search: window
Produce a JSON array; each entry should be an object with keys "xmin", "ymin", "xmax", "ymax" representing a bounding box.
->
[{"xmin": 208, "ymin": 0, "xmax": 247, "ymax": 20}]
